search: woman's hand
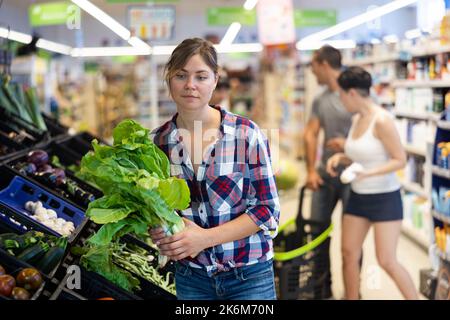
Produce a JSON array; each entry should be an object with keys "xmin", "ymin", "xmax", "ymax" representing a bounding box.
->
[
  {"xmin": 150, "ymin": 218, "xmax": 210, "ymax": 261},
  {"xmin": 326, "ymin": 153, "xmax": 344, "ymax": 177}
]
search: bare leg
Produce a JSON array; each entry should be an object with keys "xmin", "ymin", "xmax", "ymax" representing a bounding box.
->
[
  {"xmin": 341, "ymin": 214, "xmax": 371, "ymax": 300},
  {"xmin": 373, "ymin": 220, "xmax": 419, "ymax": 300}
]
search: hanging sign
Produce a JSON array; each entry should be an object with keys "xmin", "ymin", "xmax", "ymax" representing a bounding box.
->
[
  {"xmin": 294, "ymin": 9, "xmax": 337, "ymax": 27},
  {"xmin": 128, "ymin": 5, "xmax": 175, "ymax": 41},
  {"xmin": 29, "ymin": 1, "xmax": 80, "ymax": 27},
  {"xmin": 257, "ymin": 0, "xmax": 296, "ymax": 46},
  {"xmin": 207, "ymin": 7, "xmax": 256, "ymax": 26}
]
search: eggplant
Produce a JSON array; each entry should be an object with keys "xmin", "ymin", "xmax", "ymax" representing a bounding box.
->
[
  {"xmin": 38, "ymin": 164, "xmax": 53, "ymax": 174},
  {"xmin": 27, "ymin": 150, "xmax": 49, "ymax": 167}
]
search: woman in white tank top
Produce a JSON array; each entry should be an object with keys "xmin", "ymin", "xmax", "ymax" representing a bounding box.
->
[{"xmin": 326, "ymin": 67, "xmax": 418, "ymax": 300}]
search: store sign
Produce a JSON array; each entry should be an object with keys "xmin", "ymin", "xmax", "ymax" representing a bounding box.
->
[
  {"xmin": 207, "ymin": 7, "xmax": 256, "ymax": 26},
  {"xmin": 128, "ymin": 6, "xmax": 175, "ymax": 41},
  {"xmin": 257, "ymin": 0, "xmax": 296, "ymax": 45},
  {"xmin": 294, "ymin": 9, "xmax": 337, "ymax": 27},
  {"xmin": 29, "ymin": 1, "xmax": 79, "ymax": 27}
]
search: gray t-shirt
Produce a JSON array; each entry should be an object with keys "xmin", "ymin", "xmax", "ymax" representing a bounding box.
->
[{"xmin": 310, "ymin": 89, "xmax": 353, "ymax": 169}]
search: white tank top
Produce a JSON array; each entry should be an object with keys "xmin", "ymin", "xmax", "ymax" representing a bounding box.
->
[{"xmin": 344, "ymin": 111, "xmax": 400, "ymax": 194}]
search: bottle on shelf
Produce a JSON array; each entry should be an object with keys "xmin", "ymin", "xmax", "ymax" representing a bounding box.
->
[
  {"xmin": 445, "ymin": 89, "xmax": 450, "ymax": 121},
  {"xmin": 434, "ymin": 89, "xmax": 444, "ymax": 113},
  {"xmin": 429, "ymin": 58, "xmax": 436, "ymax": 80},
  {"xmin": 440, "ymin": 0, "xmax": 450, "ymax": 45}
]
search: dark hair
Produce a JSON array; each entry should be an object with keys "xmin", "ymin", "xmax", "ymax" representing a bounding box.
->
[
  {"xmin": 337, "ymin": 66, "xmax": 372, "ymax": 97},
  {"xmin": 313, "ymin": 45, "xmax": 342, "ymax": 70},
  {"xmin": 164, "ymin": 38, "xmax": 218, "ymax": 87}
]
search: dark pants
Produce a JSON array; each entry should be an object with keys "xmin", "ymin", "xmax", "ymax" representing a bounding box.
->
[
  {"xmin": 309, "ymin": 167, "xmax": 361, "ymax": 298},
  {"xmin": 310, "ymin": 167, "xmax": 350, "ymax": 224}
]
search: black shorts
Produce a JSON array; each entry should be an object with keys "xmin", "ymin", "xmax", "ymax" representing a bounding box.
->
[{"xmin": 344, "ymin": 189, "xmax": 403, "ymax": 222}]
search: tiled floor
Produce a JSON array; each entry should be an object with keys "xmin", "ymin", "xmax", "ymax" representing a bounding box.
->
[{"xmin": 278, "ymin": 188, "xmax": 431, "ymax": 300}]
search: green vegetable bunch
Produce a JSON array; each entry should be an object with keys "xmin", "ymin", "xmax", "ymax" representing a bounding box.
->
[{"xmin": 77, "ymin": 119, "xmax": 190, "ymax": 291}]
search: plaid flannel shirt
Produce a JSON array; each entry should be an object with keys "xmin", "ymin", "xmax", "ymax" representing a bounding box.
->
[{"xmin": 150, "ymin": 106, "xmax": 280, "ymax": 276}]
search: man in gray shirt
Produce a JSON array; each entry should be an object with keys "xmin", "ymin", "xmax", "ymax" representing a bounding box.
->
[
  {"xmin": 303, "ymin": 46, "xmax": 353, "ymax": 298},
  {"xmin": 304, "ymin": 45, "xmax": 353, "ymax": 223}
]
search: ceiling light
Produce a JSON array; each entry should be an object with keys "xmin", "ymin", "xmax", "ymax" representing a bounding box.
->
[
  {"xmin": 128, "ymin": 36, "xmax": 152, "ymax": 53},
  {"xmin": 405, "ymin": 28, "xmax": 422, "ymax": 39},
  {"xmin": 297, "ymin": 0, "xmax": 419, "ymax": 45},
  {"xmin": 152, "ymin": 45, "xmax": 177, "ymax": 56},
  {"xmin": 243, "ymin": 0, "xmax": 258, "ymax": 11},
  {"xmin": 71, "ymin": 46, "xmax": 150, "ymax": 57},
  {"xmin": 36, "ymin": 39, "xmax": 72, "ymax": 55},
  {"xmin": 71, "ymin": 0, "xmax": 131, "ymax": 40},
  {"xmin": 215, "ymin": 43, "xmax": 263, "ymax": 53},
  {"xmin": 296, "ymin": 40, "xmax": 356, "ymax": 51},
  {"xmin": 220, "ymin": 22, "xmax": 242, "ymax": 46},
  {"xmin": 0, "ymin": 28, "xmax": 32, "ymax": 44},
  {"xmin": 383, "ymin": 34, "xmax": 399, "ymax": 43}
]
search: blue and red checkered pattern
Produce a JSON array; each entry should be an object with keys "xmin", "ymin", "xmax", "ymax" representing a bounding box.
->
[{"xmin": 151, "ymin": 106, "xmax": 280, "ymax": 276}]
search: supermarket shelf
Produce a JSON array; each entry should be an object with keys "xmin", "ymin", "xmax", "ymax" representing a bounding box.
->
[
  {"xmin": 393, "ymin": 110, "xmax": 441, "ymax": 122},
  {"xmin": 401, "ymin": 222, "xmax": 429, "ymax": 251},
  {"xmin": 410, "ymin": 44, "xmax": 450, "ymax": 58},
  {"xmin": 401, "ymin": 181, "xmax": 428, "ymax": 199},
  {"xmin": 432, "ymin": 166, "xmax": 450, "ymax": 180},
  {"xmin": 404, "ymin": 144, "xmax": 427, "ymax": 157},
  {"xmin": 432, "ymin": 210, "xmax": 450, "ymax": 224},
  {"xmin": 345, "ymin": 54, "xmax": 400, "ymax": 66},
  {"xmin": 392, "ymin": 80, "xmax": 450, "ymax": 88},
  {"xmin": 437, "ymin": 120, "xmax": 450, "ymax": 130}
]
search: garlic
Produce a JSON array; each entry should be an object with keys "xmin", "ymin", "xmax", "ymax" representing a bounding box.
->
[
  {"xmin": 25, "ymin": 201, "xmax": 34, "ymax": 212},
  {"xmin": 47, "ymin": 209, "xmax": 58, "ymax": 219}
]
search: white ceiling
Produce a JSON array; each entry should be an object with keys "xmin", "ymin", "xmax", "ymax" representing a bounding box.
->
[{"xmin": 0, "ymin": 0, "xmax": 417, "ymax": 47}]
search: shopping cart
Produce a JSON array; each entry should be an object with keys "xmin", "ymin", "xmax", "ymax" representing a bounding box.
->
[{"xmin": 274, "ymin": 186, "xmax": 333, "ymax": 300}]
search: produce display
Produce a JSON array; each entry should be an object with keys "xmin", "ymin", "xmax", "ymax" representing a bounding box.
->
[
  {"xmin": 0, "ymin": 231, "xmax": 67, "ymax": 275},
  {"xmin": 0, "ymin": 265, "xmax": 43, "ymax": 300},
  {"xmin": 13, "ymin": 149, "xmax": 96, "ymax": 207},
  {"xmin": 111, "ymin": 242, "xmax": 175, "ymax": 295},
  {"xmin": 25, "ymin": 201, "xmax": 75, "ymax": 236},
  {"xmin": 74, "ymin": 119, "xmax": 190, "ymax": 293},
  {"xmin": 0, "ymin": 75, "xmax": 47, "ymax": 131}
]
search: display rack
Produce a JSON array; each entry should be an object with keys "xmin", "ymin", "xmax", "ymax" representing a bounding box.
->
[{"xmin": 431, "ymin": 114, "xmax": 450, "ymax": 264}]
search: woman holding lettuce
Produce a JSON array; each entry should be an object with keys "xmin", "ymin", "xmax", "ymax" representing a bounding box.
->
[{"xmin": 149, "ymin": 38, "xmax": 280, "ymax": 300}]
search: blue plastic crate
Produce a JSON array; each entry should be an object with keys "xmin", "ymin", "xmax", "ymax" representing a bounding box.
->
[{"xmin": 0, "ymin": 175, "xmax": 88, "ymax": 243}]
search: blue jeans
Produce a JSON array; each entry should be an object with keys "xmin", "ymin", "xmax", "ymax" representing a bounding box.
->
[{"xmin": 174, "ymin": 260, "xmax": 277, "ymax": 300}]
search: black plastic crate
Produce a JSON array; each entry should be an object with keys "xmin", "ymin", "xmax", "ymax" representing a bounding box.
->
[
  {"xmin": 42, "ymin": 113, "xmax": 69, "ymax": 138},
  {"xmin": 0, "ymin": 107, "xmax": 49, "ymax": 144},
  {"xmin": 65, "ymin": 233, "xmax": 176, "ymax": 300},
  {"xmin": 58, "ymin": 132, "xmax": 107, "ymax": 159},
  {"xmin": 0, "ymin": 248, "xmax": 46, "ymax": 300},
  {"xmin": 6, "ymin": 150, "xmax": 102, "ymax": 210}
]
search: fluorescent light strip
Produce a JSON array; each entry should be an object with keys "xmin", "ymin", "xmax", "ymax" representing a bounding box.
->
[
  {"xmin": 298, "ymin": 0, "xmax": 419, "ymax": 45},
  {"xmin": 0, "ymin": 27, "xmax": 32, "ymax": 44},
  {"xmin": 152, "ymin": 45, "xmax": 177, "ymax": 56},
  {"xmin": 405, "ymin": 28, "xmax": 422, "ymax": 39},
  {"xmin": 128, "ymin": 36, "xmax": 152, "ymax": 53},
  {"xmin": 296, "ymin": 40, "xmax": 356, "ymax": 51},
  {"xmin": 215, "ymin": 43, "xmax": 263, "ymax": 53},
  {"xmin": 152, "ymin": 43, "xmax": 263, "ymax": 56},
  {"xmin": 71, "ymin": 0, "xmax": 131, "ymax": 40},
  {"xmin": 71, "ymin": 47, "xmax": 151, "ymax": 57},
  {"xmin": 383, "ymin": 34, "xmax": 399, "ymax": 43},
  {"xmin": 371, "ymin": 38, "xmax": 381, "ymax": 44},
  {"xmin": 36, "ymin": 39, "xmax": 72, "ymax": 55},
  {"xmin": 220, "ymin": 22, "xmax": 242, "ymax": 46},
  {"xmin": 243, "ymin": 0, "xmax": 258, "ymax": 11}
]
